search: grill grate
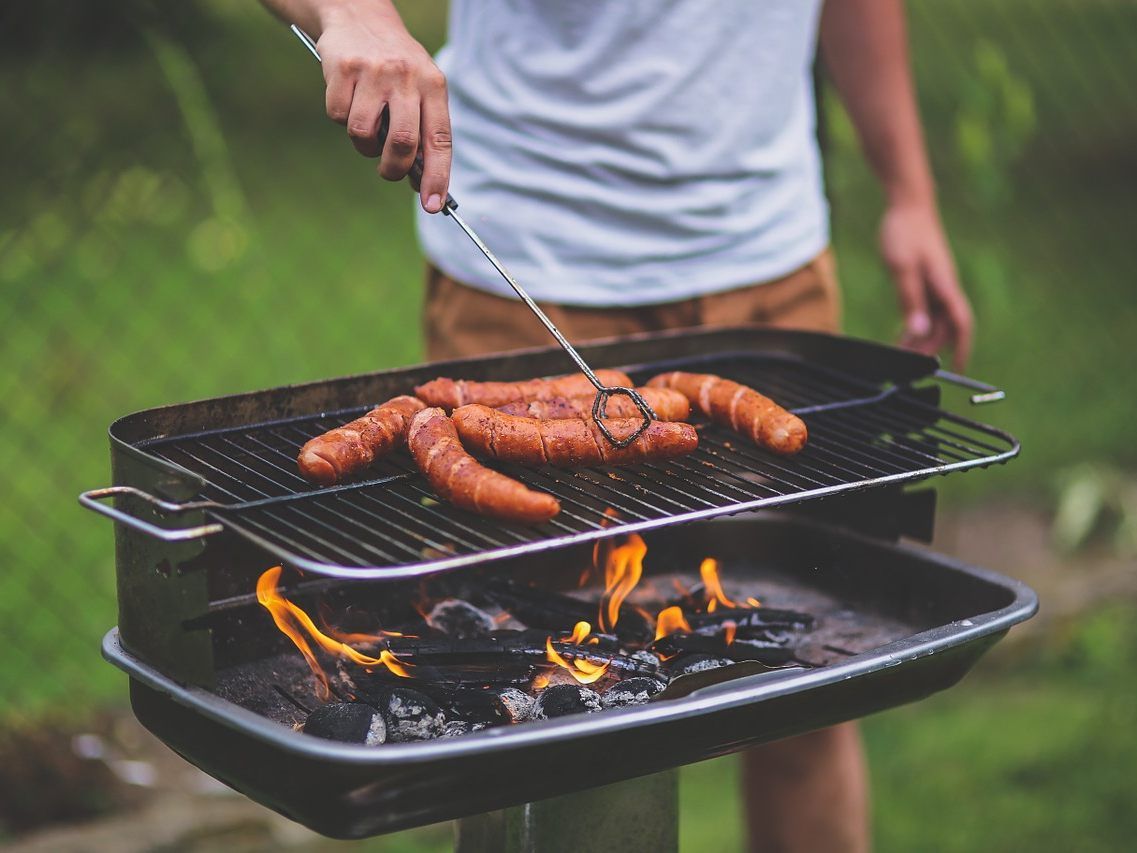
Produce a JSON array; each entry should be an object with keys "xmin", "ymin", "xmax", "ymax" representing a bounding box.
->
[{"xmin": 137, "ymin": 354, "xmax": 1017, "ymax": 578}]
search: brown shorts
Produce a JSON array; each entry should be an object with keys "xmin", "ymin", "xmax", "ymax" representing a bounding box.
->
[{"xmin": 423, "ymin": 249, "xmax": 841, "ymax": 360}]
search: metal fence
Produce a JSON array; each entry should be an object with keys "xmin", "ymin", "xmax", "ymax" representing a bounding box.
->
[{"xmin": 2, "ymin": 0, "xmax": 1134, "ymax": 732}]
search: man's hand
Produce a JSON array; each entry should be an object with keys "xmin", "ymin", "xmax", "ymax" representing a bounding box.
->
[
  {"xmin": 880, "ymin": 202, "xmax": 973, "ymax": 369},
  {"xmin": 264, "ymin": 0, "xmax": 452, "ymax": 213}
]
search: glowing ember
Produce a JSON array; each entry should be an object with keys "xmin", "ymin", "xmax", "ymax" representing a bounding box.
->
[
  {"xmin": 599, "ymin": 534, "xmax": 647, "ymax": 632},
  {"xmin": 700, "ymin": 558, "xmax": 736, "ymax": 610},
  {"xmin": 654, "ymin": 605, "xmax": 692, "ymax": 641},
  {"xmin": 256, "ymin": 567, "xmax": 413, "ymax": 699},
  {"xmin": 544, "ymin": 621, "xmax": 611, "ymax": 685},
  {"xmin": 532, "ymin": 673, "xmax": 551, "ymax": 690},
  {"xmin": 723, "ymin": 620, "xmax": 738, "ymax": 646},
  {"xmin": 747, "ymin": 596, "xmax": 762, "ymax": 608}
]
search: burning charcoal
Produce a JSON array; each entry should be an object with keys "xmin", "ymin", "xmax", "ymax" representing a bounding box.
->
[
  {"xmin": 483, "ymin": 579, "xmax": 652, "ymax": 644},
  {"xmin": 652, "ymin": 633, "xmax": 797, "ymax": 666},
  {"xmin": 531, "ymin": 684, "xmax": 602, "ymax": 719},
  {"xmin": 629, "ymin": 650, "xmax": 662, "ymax": 670},
  {"xmin": 687, "ymin": 607, "xmax": 814, "ymax": 633},
  {"xmin": 669, "ymin": 653, "xmax": 735, "ymax": 677},
  {"xmin": 379, "ymin": 688, "xmax": 447, "ymax": 742},
  {"xmin": 426, "ymin": 598, "xmax": 496, "ymax": 639},
  {"xmin": 496, "ymin": 687, "xmax": 535, "ymax": 723},
  {"xmin": 601, "ymin": 677, "xmax": 666, "ymax": 709},
  {"xmin": 302, "ymin": 702, "xmax": 386, "ymax": 746}
]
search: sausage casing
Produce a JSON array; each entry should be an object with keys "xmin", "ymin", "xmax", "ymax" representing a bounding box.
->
[
  {"xmin": 414, "ymin": 369, "xmax": 634, "ymax": 410},
  {"xmin": 451, "ymin": 405, "xmax": 698, "ymax": 467},
  {"xmin": 407, "ymin": 408, "xmax": 561, "ymax": 524},
  {"xmin": 297, "ymin": 395, "xmax": 425, "ymax": 486},
  {"xmin": 496, "ymin": 387, "xmax": 690, "ymax": 422},
  {"xmin": 646, "ymin": 371, "xmax": 807, "ymax": 455}
]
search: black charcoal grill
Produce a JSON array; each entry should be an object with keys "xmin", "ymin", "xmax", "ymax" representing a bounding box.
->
[{"xmin": 83, "ymin": 327, "xmax": 1037, "ymax": 845}]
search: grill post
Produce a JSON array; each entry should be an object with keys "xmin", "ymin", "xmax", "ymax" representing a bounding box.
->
[{"xmin": 454, "ymin": 769, "xmax": 679, "ymax": 853}]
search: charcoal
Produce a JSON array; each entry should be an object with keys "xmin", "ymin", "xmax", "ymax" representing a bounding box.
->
[
  {"xmin": 426, "ymin": 599, "xmax": 496, "ymax": 639},
  {"xmin": 601, "ymin": 677, "xmax": 666, "ymax": 709},
  {"xmin": 629, "ymin": 649, "xmax": 662, "ymax": 669},
  {"xmin": 442, "ymin": 720, "xmax": 472, "ymax": 738},
  {"xmin": 302, "ymin": 702, "xmax": 386, "ymax": 746},
  {"xmin": 669, "ymin": 653, "xmax": 735, "ymax": 677},
  {"xmin": 687, "ymin": 607, "xmax": 814, "ymax": 632},
  {"xmin": 496, "ymin": 687, "xmax": 535, "ymax": 722},
  {"xmin": 483, "ymin": 579, "xmax": 652, "ymax": 644},
  {"xmin": 652, "ymin": 633, "xmax": 796, "ymax": 665},
  {"xmin": 379, "ymin": 688, "xmax": 447, "ymax": 742},
  {"xmin": 531, "ymin": 684, "xmax": 602, "ymax": 719}
]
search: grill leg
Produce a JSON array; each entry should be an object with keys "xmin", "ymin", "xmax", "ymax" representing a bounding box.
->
[{"xmin": 454, "ymin": 769, "xmax": 678, "ymax": 853}]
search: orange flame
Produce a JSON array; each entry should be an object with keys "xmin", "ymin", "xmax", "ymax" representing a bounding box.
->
[
  {"xmin": 700, "ymin": 558, "xmax": 736, "ymax": 610},
  {"xmin": 256, "ymin": 567, "xmax": 413, "ymax": 698},
  {"xmin": 544, "ymin": 621, "xmax": 611, "ymax": 685},
  {"xmin": 723, "ymin": 620, "xmax": 737, "ymax": 646},
  {"xmin": 654, "ymin": 605, "xmax": 692, "ymax": 641},
  {"xmin": 599, "ymin": 534, "xmax": 647, "ymax": 632}
]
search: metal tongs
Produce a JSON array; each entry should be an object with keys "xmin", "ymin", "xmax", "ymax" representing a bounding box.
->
[{"xmin": 290, "ymin": 26, "xmax": 656, "ymax": 447}]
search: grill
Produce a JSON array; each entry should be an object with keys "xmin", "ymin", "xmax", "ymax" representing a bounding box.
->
[
  {"xmin": 82, "ymin": 328, "xmax": 1017, "ymax": 579},
  {"xmin": 83, "ymin": 327, "xmax": 1036, "ymax": 845}
]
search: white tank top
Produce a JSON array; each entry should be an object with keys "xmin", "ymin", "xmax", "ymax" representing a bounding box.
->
[{"xmin": 415, "ymin": 0, "xmax": 829, "ymax": 307}]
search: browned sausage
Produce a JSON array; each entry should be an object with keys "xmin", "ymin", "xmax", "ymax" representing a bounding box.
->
[
  {"xmin": 414, "ymin": 369, "xmax": 634, "ymax": 410},
  {"xmin": 451, "ymin": 405, "xmax": 698, "ymax": 467},
  {"xmin": 407, "ymin": 408, "xmax": 561, "ymax": 524},
  {"xmin": 496, "ymin": 387, "xmax": 690, "ymax": 422},
  {"xmin": 646, "ymin": 371, "xmax": 807, "ymax": 455},
  {"xmin": 298, "ymin": 396, "xmax": 426, "ymax": 486}
]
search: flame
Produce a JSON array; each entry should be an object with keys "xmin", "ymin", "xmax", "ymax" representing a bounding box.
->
[
  {"xmin": 699, "ymin": 558, "xmax": 736, "ymax": 610},
  {"xmin": 654, "ymin": 605, "xmax": 692, "ymax": 641},
  {"xmin": 747, "ymin": 596, "xmax": 762, "ymax": 608},
  {"xmin": 723, "ymin": 619, "xmax": 737, "ymax": 646},
  {"xmin": 532, "ymin": 673, "xmax": 551, "ymax": 690},
  {"xmin": 599, "ymin": 534, "xmax": 647, "ymax": 631},
  {"xmin": 544, "ymin": 621, "xmax": 611, "ymax": 685},
  {"xmin": 256, "ymin": 567, "xmax": 413, "ymax": 698}
]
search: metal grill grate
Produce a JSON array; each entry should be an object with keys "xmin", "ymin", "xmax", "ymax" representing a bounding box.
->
[{"xmin": 136, "ymin": 354, "xmax": 1017, "ymax": 578}]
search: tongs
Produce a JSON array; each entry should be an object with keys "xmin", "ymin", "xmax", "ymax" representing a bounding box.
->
[{"xmin": 290, "ymin": 26, "xmax": 656, "ymax": 447}]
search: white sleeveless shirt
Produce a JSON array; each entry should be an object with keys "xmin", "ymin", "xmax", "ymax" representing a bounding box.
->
[{"xmin": 415, "ymin": 0, "xmax": 828, "ymax": 307}]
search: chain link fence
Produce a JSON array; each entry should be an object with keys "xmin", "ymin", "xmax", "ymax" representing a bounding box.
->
[{"xmin": 1, "ymin": 0, "xmax": 1134, "ymax": 822}]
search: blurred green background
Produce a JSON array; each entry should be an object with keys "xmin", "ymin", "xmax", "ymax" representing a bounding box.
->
[{"xmin": 2, "ymin": 0, "xmax": 1135, "ymax": 850}]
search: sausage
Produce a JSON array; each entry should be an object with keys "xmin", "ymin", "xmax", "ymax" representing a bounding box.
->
[
  {"xmin": 646, "ymin": 371, "xmax": 807, "ymax": 455},
  {"xmin": 496, "ymin": 387, "xmax": 690, "ymax": 422},
  {"xmin": 414, "ymin": 369, "xmax": 634, "ymax": 410},
  {"xmin": 298, "ymin": 395, "xmax": 426, "ymax": 485},
  {"xmin": 407, "ymin": 408, "xmax": 561, "ymax": 524},
  {"xmin": 451, "ymin": 405, "xmax": 698, "ymax": 467}
]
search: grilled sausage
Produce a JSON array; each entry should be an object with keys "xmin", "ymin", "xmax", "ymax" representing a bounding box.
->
[
  {"xmin": 451, "ymin": 405, "xmax": 698, "ymax": 467},
  {"xmin": 646, "ymin": 371, "xmax": 807, "ymax": 455},
  {"xmin": 407, "ymin": 408, "xmax": 561, "ymax": 524},
  {"xmin": 298, "ymin": 395, "xmax": 426, "ymax": 486},
  {"xmin": 496, "ymin": 387, "xmax": 690, "ymax": 422},
  {"xmin": 414, "ymin": 369, "xmax": 634, "ymax": 410}
]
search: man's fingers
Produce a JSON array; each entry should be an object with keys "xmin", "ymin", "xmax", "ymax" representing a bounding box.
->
[
  {"xmin": 418, "ymin": 77, "xmax": 452, "ymax": 212},
  {"xmin": 378, "ymin": 96, "xmax": 420, "ymax": 181},
  {"xmin": 892, "ymin": 263, "xmax": 931, "ymax": 340},
  {"xmin": 325, "ymin": 71, "xmax": 355, "ymax": 126},
  {"xmin": 345, "ymin": 77, "xmax": 387, "ymax": 159}
]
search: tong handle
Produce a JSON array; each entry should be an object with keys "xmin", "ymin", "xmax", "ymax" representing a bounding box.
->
[
  {"xmin": 79, "ymin": 486, "xmax": 224, "ymax": 542},
  {"xmin": 933, "ymin": 369, "xmax": 1006, "ymax": 405}
]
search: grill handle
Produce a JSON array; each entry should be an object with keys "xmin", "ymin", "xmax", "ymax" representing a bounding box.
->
[
  {"xmin": 933, "ymin": 369, "xmax": 1006, "ymax": 404},
  {"xmin": 79, "ymin": 487, "xmax": 224, "ymax": 542}
]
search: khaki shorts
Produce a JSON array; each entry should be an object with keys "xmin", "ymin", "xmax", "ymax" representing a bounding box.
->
[{"xmin": 424, "ymin": 249, "xmax": 841, "ymax": 360}]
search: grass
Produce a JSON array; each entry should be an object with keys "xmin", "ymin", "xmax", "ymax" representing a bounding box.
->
[{"xmin": 0, "ymin": 0, "xmax": 1134, "ymax": 845}]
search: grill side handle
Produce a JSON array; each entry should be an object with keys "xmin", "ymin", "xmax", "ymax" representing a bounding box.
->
[
  {"xmin": 79, "ymin": 487, "xmax": 224, "ymax": 542},
  {"xmin": 933, "ymin": 369, "xmax": 1006, "ymax": 404}
]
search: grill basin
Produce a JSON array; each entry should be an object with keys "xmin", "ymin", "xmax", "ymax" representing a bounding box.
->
[{"xmin": 103, "ymin": 515, "xmax": 1036, "ymax": 839}]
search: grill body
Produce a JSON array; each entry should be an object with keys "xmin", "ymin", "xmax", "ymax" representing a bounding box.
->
[{"xmin": 104, "ymin": 516, "xmax": 1036, "ymax": 839}]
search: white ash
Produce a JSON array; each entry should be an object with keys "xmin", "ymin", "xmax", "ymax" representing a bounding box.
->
[
  {"xmin": 629, "ymin": 650, "xmax": 663, "ymax": 670},
  {"xmin": 426, "ymin": 599, "xmax": 496, "ymax": 639},
  {"xmin": 601, "ymin": 677, "xmax": 666, "ymax": 709},
  {"xmin": 382, "ymin": 689, "xmax": 447, "ymax": 742},
  {"xmin": 671, "ymin": 653, "xmax": 735, "ymax": 677},
  {"xmin": 442, "ymin": 720, "xmax": 471, "ymax": 738}
]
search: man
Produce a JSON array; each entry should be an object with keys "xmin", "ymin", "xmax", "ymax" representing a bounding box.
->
[{"xmin": 263, "ymin": 2, "xmax": 973, "ymax": 849}]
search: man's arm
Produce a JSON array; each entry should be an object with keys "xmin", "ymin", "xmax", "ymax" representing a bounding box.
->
[
  {"xmin": 260, "ymin": 0, "xmax": 451, "ymax": 212},
  {"xmin": 820, "ymin": 0, "xmax": 973, "ymax": 368}
]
